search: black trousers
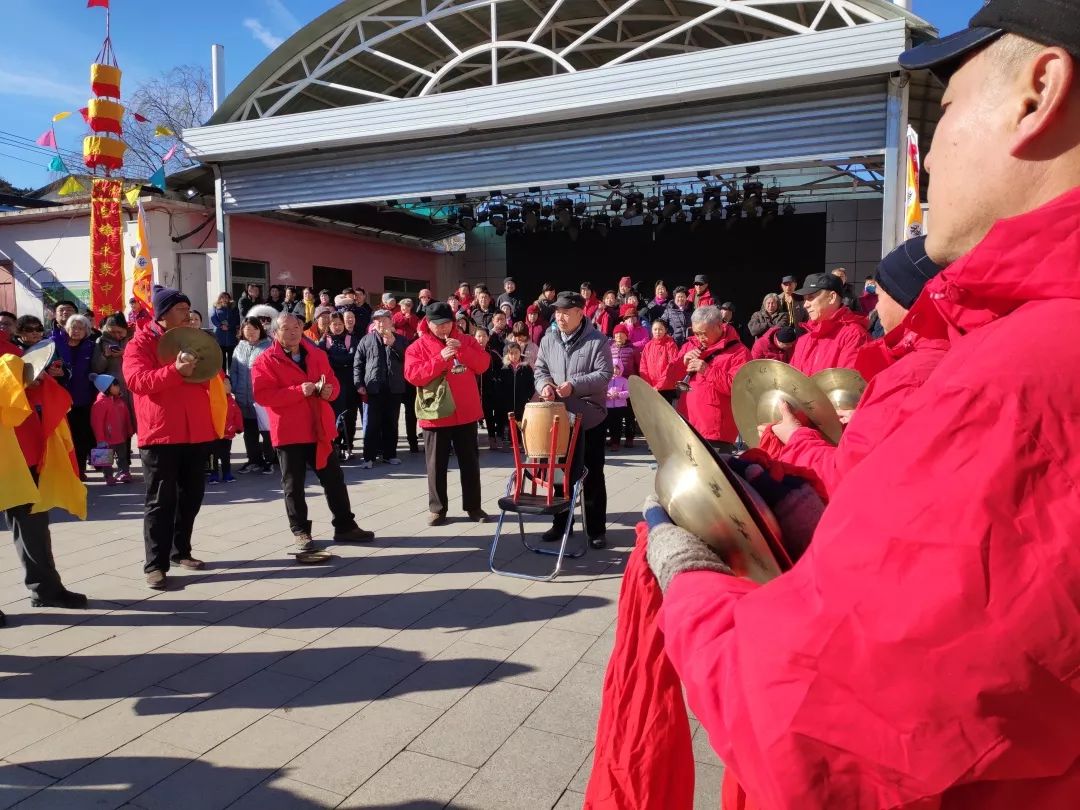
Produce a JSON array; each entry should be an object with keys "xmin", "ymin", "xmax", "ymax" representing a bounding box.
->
[
  {"xmin": 6, "ymin": 502, "xmax": 65, "ymax": 599},
  {"xmin": 481, "ymin": 396, "xmax": 500, "ymax": 439},
  {"xmin": 403, "ymin": 384, "xmax": 419, "ymax": 450},
  {"xmin": 423, "ymin": 422, "xmax": 481, "ymax": 515},
  {"xmin": 277, "ymin": 443, "xmax": 356, "ymax": 536},
  {"xmin": 364, "ymin": 392, "xmax": 402, "ymax": 460},
  {"xmin": 220, "ymin": 346, "xmax": 234, "ymax": 372},
  {"xmin": 141, "ymin": 442, "xmax": 211, "ymax": 574},
  {"xmin": 345, "ymin": 404, "xmax": 359, "ymax": 447},
  {"xmin": 209, "ymin": 438, "xmax": 232, "ymax": 476},
  {"xmin": 553, "ymin": 423, "xmax": 608, "ymax": 539},
  {"xmin": 605, "ymin": 407, "xmax": 629, "ymax": 442},
  {"xmin": 68, "ymin": 404, "xmax": 93, "ymax": 473},
  {"xmin": 241, "ymin": 417, "xmax": 274, "ymax": 466}
]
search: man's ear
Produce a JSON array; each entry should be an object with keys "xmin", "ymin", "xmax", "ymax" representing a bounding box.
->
[{"xmin": 1012, "ymin": 48, "xmax": 1076, "ymax": 155}]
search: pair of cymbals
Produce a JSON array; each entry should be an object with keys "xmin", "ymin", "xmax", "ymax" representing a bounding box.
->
[
  {"xmin": 629, "ymin": 376, "xmax": 785, "ymax": 584},
  {"xmin": 156, "ymin": 327, "xmax": 223, "ymax": 384},
  {"xmin": 21, "ymin": 340, "xmax": 57, "ymax": 385},
  {"xmin": 732, "ymin": 361, "xmax": 866, "ymax": 448}
]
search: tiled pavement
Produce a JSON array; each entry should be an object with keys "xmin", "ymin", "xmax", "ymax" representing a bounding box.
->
[{"xmin": 0, "ymin": 436, "xmax": 723, "ymax": 809}]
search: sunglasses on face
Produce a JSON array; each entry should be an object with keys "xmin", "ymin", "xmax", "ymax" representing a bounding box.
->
[{"xmin": 694, "ymin": 282, "xmax": 706, "ymax": 286}]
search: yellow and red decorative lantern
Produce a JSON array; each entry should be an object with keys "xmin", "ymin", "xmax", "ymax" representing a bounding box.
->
[
  {"xmin": 90, "ymin": 63, "xmax": 121, "ymax": 98},
  {"xmin": 87, "ymin": 98, "xmax": 124, "ymax": 135},
  {"xmin": 83, "ymin": 135, "xmax": 126, "ymax": 171}
]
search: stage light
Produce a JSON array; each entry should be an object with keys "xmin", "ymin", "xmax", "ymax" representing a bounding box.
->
[
  {"xmin": 541, "ymin": 203, "xmax": 553, "ymax": 217},
  {"xmin": 420, "ymin": 196, "xmax": 432, "ymax": 203},
  {"xmin": 509, "ymin": 206, "xmax": 521, "ymax": 220},
  {"xmin": 455, "ymin": 193, "xmax": 467, "ymax": 202},
  {"xmin": 607, "ymin": 179, "xmax": 622, "ymax": 188},
  {"xmin": 477, "ymin": 209, "xmax": 490, "ymax": 223},
  {"xmin": 662, "ymin": 188, "xmax": 682, "ymax": 204},
  {"xmin": 651, "ymin": 174, "xmax": 665, "ymax": 182},
  {"xmin": 386, "ymin": 199, "xmax": 399, "ymax": 207},
  {"xmin": 683, "ymin": 192, "xmax": 699, "ymax": 207},
  {"xmin": 646, "ymin": 195, "xmax": 660, "ymax": 211},
  {"xmin": 574, "ymin": 201, "xmax": 588, "ymax": 216},
  {"xmin": 489, "ymin": 202, "xmax": 508, "ymax": 217},
  {"xmin": 554, "ymin": 197, "xmax": 573, "ymax": 212},
  {"xmin": 184, "ymin": 187, "xmax": 198, "ymax": 199},
  {"xmin": 784, "ymin": 202, "xmax": 796, "ymax": 216},
  {"xmin": 492, "ymin": 215, "xmax": 507, "ymax": 235},
  {"xmin": 610, "ymin": 196, "xmax": 624, "ymax": 211},
  {"xmin": 459, "ymin": 204, "xmax": 475, "ymax": 219}
]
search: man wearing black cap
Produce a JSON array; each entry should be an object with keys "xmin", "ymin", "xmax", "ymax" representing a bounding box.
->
[
  {"xmin": 787, "ymin": 272, "xmax": 869, "ymax": 376},
  {"xmin": 643, "ymin": 3, "xmax": 1080, "ymax": 807},
  {"xmin": 689, "ymin": 274, "xmax": 714, "ymax": 309},
  {"xmin": 125, "ymin": 285, "xmax": 217, "ymax": 590},
  {"xmin": 750, "ymin": 325, "xmax": 799, "ymax": 363},
  {"xmin": 496, "ymin": 277, "xmax": 525, "ymax": 324},
  {"xmin": 778, "ymin": 275, "xmax": 808, "ymax": 325},
  {"xmin": 534, "ymin": 291, "xmax": 614, "ymax": 548},
  {"xmin": 534, "ymin": 283, "xmax": 558, "ymax": 326}
]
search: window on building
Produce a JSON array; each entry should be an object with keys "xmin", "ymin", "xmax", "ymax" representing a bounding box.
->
[
  {"xmin": 313, "ymin": 266, "xmax": 353, "ymax": 296},
  {"xmin": 232, "ymin": 259, "xmax": 268, "ymax": 301},
  {"xmin": 383, "ymin": 276, "xmax": 429, "ymax": 300}
]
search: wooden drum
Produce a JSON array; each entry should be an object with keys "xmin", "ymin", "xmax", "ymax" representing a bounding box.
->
[{"xmin": 521, "ymin": 401, "xmax": 571, "ymax": 457}]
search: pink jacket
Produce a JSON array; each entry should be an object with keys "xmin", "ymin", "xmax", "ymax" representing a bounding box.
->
[
  {"xmin": 605, "ymin": 375, "xmax": 630, "ymax": 410},
  {"xmin": 90, "ymin": 392, "xmax": 134, "ymax": 445}
]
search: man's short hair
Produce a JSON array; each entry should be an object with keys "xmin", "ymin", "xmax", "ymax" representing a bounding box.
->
[
  {"xmin": 691, "ymin": 306, "xmax": 724, "ymax": 328},
  {"xmin": 54, "ymin": 300, "xmax": 77, "ymax": 310},
  {"xmin": 269, "ymin": 311, "xmax": 303, "ymax": 336}
]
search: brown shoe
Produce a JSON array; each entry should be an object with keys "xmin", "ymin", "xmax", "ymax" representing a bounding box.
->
[
  {"xmin": 292, "ymin": 532, "xmax": 315, "ymax": 554},
  {"xmin": 428, "ymin": 512, "xmax": 447, "ymax": 526},
  {"xmin": 333, "ymin": 526, "xmax": 375, "ymax": 543},
  {"xmin": 147, "ymin": 570, "xmax": 167, "ymax": 590},
  {"xmin": 467, "ymin": 509, "xmax": 489, "ymax": 523},
  {"xmin": 174, "ymin": 557, "xmax": 205, "ymax": 571}
]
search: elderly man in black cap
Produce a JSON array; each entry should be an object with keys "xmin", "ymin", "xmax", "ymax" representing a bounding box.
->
[
  {"xmin": 779, "ymin": 275, "xmax": 808, "ymax": 325},
  {"xmin": 533, "ymin": 291, "xmax": 614, "ymax": 548},
  {"xmin": 125, "ymin": 285, "xmax": 218, "ymax": 590}
]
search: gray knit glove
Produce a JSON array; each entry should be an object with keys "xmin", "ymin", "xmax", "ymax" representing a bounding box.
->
[{"xmin": 643, "ymin": 495, "xmax": 734, "ymax": 591}]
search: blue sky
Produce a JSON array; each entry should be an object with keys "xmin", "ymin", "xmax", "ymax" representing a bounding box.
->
[{"xmin": 0, "ymin": 0, "xmax": 981, "ymax": 191}]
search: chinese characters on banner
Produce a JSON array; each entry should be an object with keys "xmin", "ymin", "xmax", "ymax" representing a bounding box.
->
[{"xmin": 90, "ymin": 178, "xmax": 124, "ymax": 317}]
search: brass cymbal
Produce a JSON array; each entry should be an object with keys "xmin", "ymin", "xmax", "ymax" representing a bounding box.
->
[
  {"xmin": 20, "ymin": 339, "xmax": 57, "ymax": 385},
  {"xmin": 811, "ymin": 368, "xmax": 867, "ymax": 412},
  {"xmin": 629, "ymin": 375, "xmax": 783, "ymax": 584},
  {"xmin": 732, "ymin": 360, "xmax": 844, "ymax": 449},
  {"xmin": 156, "ymin": 327, "xmax": 223, "ymax": 384}
]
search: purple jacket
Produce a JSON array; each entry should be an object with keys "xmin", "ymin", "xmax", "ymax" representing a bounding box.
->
[
  {"xmin": 610, "ymin": 342, "xmax": 638, "ymax": 377},
  {"xmin": 605, "ymin": 375, "xmax": 630, "ymax": 410}
]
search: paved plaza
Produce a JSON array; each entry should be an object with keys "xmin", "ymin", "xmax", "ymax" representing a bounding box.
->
[{"xmin": 0, "ymin": 438, "xmax": 723, "ymax": 809}]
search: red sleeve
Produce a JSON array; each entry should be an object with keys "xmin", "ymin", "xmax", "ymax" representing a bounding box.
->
[
  {"xmin": 251, "ymin": 355, "xmax": 306, "ymax": 408},
  {"xmin": 663, "ymin": 342, "xmax": 691, "ymax": 388},
  {"xmin": 90, "ymin": 400, "xmax": 106, "ymax": 444},
  {"xmin": 779, "ymin": 428, "xmax": 840, "ymax": 494},
  {"xmin": 638, "ymin": 347, "xmax": 654, "ymax": 386},
  {"xmin": 404, "ymin": 341, "xmax": 449, "ymax": 387},
  {"xmin": 124, "ymin": 334, "xmax": 184, "ymax": 396},
  {"xmin": 835, "ymin": 325, "xmax": 871, "ymax": 370},
  {"xmin": 458, "ymin": 335, "xmax": 491, "ymax": 376}
]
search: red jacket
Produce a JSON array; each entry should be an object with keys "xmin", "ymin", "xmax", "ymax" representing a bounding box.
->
[
  {"xmin": 404, "ymin": 328, "xmax": 489, "ymax": 429},
  {"xmin": 690, "ymin": 287, "xmax": 714, "ymax": 309},
  {"xmin": 392, "ymin": 310, "xmax": 419, "ymax": 341},
  {"xmin": 751, "ymin": 326, "xmax": 795, "ymax": 362},
  {"xmin": 638, "ymin": 335, "xmax": 679, "ymax": 390},
  {"xmin": 789, "ymin": 306, "xmax": 869, "ymax": 376},
  {"xmin": 124, "ymin": 321, "xmax": 217, "ymax": 446},
  {"xmin": 582, "ymin": 296, "xmax": 600, "ymax": 320},
  {"xmin": 664, "ymin": 325, "xmax": 749, "ymax": 442},
  {"xmin": 779, "ymin": 331, "xmax": 949, "ymax": 495},
  {"xmin": 224, "ymin": 395, "xmax": 243, "ymax": 440},
  {"xmin": 90, "ymin": 392, "xmax": 134, "ymax": 446},
  {"xmin": 251, "ymin": 341, "xmax": 338, "ymax": 463},
  {"xmin": 0, "ymin": 333, "xmax": 22, "ymax": 358},
  {"xmin": 659, "ymin": 187, "xmax": 1080, "ymax": 809}
]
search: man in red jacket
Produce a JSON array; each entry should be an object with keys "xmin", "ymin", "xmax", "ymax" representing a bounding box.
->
[
  {"xmin": 788, "ymin": 272, "xmax": 869, "ymax": 375},
  {"xmin": 403, "ymin": 302, "xmax": 490, "ymax": 526},
  {"xmin": 644, "ymin": 3, "xmax": 1080, "ymax": 807},
  {"xmin": 252, "ymin": 313, "xmax": 373, "ymax": 553},
  {"xmin": 125, "ymin": 285, "xmax": 217, "ymax": 590},
  {"xmin": 664, "ymin": 306, "xmax": 750, "ymax": 452},
  {"xmin": 750, "ymin": 325, "xmax": 798, "ymax": 362}
]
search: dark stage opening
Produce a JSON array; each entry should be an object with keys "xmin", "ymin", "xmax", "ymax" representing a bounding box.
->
[{"xmin": 506, "ymin": 213, "xmax": 826, "ymax": 319}]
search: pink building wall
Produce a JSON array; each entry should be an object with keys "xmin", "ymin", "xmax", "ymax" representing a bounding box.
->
[{"xmin": 229, "ymin": 214, "xmax": 439, "ymax": 294}]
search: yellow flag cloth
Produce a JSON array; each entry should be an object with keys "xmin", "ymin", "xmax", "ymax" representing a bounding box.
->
[
  {"xmin": 125, "ymin": 186, "xmax": 141, "ymax": 206},
  {"xmin": 209, "ymin": 373, "xmax": 227, "ymax": 439},
  {"xmin": 0, "ymin": 356, "xmax": 39, "ymax": 513},
  {"xmin": 58, "ymin": 176, "xmax": 86, "ymax": 196},
  {"xmin": 52, "ymin": 111, "xmax": 72, "ymax": 122},
  {"xmin": 33, "ymin": 417, "xmax": 87, "ymax": 520},
  {"xmin": 154, "ymin": 125, "xmax": 175, "ymax": 137}
]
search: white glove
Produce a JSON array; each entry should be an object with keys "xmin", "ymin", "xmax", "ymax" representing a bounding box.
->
[{"xmin": 643, "ymin": 495, "xmax": 734, "ymax": 591}]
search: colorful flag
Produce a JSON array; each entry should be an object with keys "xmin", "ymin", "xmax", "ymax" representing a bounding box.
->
[
  {"xmin": 154, "ymin": 125, "xmax": 175, "ymax": 137},
  {"xmin": 132, "ymin": 112, "xmax": 149, "ymax": 123},
  {"xmin": 35, "ymin": 129, "xmax": 57, "ymax": 148},
  {"xmin": 90, "ymin": 178, "xmax": 124, "ymax": 318},
  {"xmin": 149, "ymin": 166, "xmax": 166, "ymax": 190},
  {"xmin": 48, "ymin": 156, "xmax": 67, "ymax": 173},
  {"xmin": 124, "ymin": 186, "xmax": 141, "ymax": 206},
  {"xmin": 904, "ymin": 125, "xmax": 924, "ymax": 239},
  {"xmin": 79, "ymin": 107, "xmax": 90, "ymax": 124},
  {"xmin": 130, "ymin": 201, "xmax": 154, "ymax": 317},
  {"xmin": 58, "ymin": 177, "xmax": 85, "ymax": 196},
  {"xmin": 162, "ymin": 144, "xmax": 178, "ymax": 163},
  {"xmin": 52, "ymin": 111, "xmax": 72, "ymax": 123},
  {"xmin": 87, "ymin": 0, "xmax": 109, "ymax": 8}
]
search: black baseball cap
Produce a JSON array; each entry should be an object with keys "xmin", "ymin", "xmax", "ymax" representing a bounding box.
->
[
  {"xmin": 693, "ymin": 274, "xmax": 709, "ymax": 285},
  {"xmin": 720, "ymin": 301, "xmax": 734, "ymax": 311},
  {"xmin": 899, "ymin": 0, "xmax": 1080, "ymax": 78},
  {"xmin": 425, "ymin": 302, "xmax": 454, "ymax": 324},
  {"xmin": 554, "ymin": 291, "xmax": 585, "ymax": 309},
  {"xmin": 781, "ymin": 275, "xmax": 796, "ymax": 284},
  {"xmin": 795, "ymin": 273, "xmax": 844, "ymax": 297}
]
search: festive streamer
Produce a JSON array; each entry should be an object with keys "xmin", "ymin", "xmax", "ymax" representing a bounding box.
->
[
  {"xmin": 905, "ymin": 125, "xmax": 924, "ymax": 239},
  {"xmin": 130, "ymin": 200, "xmax": 154, "ymax": 317},
  {"xmin": 149, "ymin": 166, "xmax": 166, "ymax": 190},
  {"xmin": 132, "ymin": 112, "xmax": 149, "ymax": 123},
  {"xmin": 35, "ymin": 129, "xmax": 57, "ymax": 148},
  {"xmin": 154, "ymin": 125, "xmax": 175, "ymax": 137},
  {"xmin": 87, "ymin": 0, "xmax": 109, "ymax": 7},
  {"xmin": 90, "ymin": 178, "xmax": 124, "ymax": 317},
  {"xmin": 162, "ymin": 144, "xmax": 178, "ymax": 163},
  {"xmin": 48, "ymin": 155, "xmax": 67, "ymax": 173},
  {"xmin": 58, "ymin": 177, "xmax": 86, "ymax": 196},
  {"xmin": 52, "ymin": 111, "xmax": 72, "ymax": 122},
  {"xmin": 124, "ymin": 186, "xmax": 141, "ymax": 206}
]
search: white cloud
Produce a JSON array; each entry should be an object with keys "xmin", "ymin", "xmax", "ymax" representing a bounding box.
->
[
  {"xmin": 0, "ymin": 68, "xmax": 84, "ymax": 104},
  {"xmin": 243, "ymin": 18, "xmax": 284, "ymax": 50},
  {"xmin": 265, "ymin": 0, "xmax": 300, "ymax": 33}
]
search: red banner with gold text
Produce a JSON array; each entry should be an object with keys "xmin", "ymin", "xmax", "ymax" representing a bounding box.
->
[{"xmin": 90, "ymin": 178, "xmax": 124, "ymax": 318}]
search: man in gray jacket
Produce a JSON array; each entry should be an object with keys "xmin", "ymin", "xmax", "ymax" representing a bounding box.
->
[
  {"xmin": 353, "ymin": 309, "xmax": 408, "ymax": 469},
  {"xmin": 534, "ymin": 291, "xmax": 614, "ymax": 548}
]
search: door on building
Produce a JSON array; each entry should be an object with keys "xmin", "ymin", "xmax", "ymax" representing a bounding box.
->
[
  {"xmin": 0, "ymin": 260, "xmax": 15, "ymax": 314},
  {"xmin": 232, "ymin": 259, "xmax": 269, "ymax": 301},
  {"xmin": 178, "ymin": 253, "xmax": 210, "ymax": 320},
  {"xmin": 312, "ymin": 266, "xmax": 352, "ymax": 296}
]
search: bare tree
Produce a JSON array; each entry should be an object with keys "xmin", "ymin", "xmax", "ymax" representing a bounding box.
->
[{"xmin": 122, "ymin": 65, "xmax": 212, "ymax": 178}]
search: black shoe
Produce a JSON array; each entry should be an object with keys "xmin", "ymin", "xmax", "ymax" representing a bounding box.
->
[
  {"xmin": 541, "ymin": 524, "xmax": 573, "ymax": 542},
  {"xmin": 467, "ymin": 509, "xmax": 489, "ymax": 523},
  {"xmin": 260, "ymin": 464, "xmax": 275, "ymax": 475},
  {"xmin": 237, "ymin": 462, "xmax": 257, "ymax": 474},
  {"xmin": 31, "ymin": 590, "xmax": 88, "ymax": 609},
  {"xmin": 334, "ymin": 526, "xmax": 375, "ymax": 543},
  {"xmin": 409, "ymin": 445, "xmax": 421, "ymax": 453},
  {"xmin": 588, "ymin": 535, "xmax": 607, "ymax": 549},
  {"xmin": 0, "ymin": 609, "xmax": 6, "ymax": 627}
]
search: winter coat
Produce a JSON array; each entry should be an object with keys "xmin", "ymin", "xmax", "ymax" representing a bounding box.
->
[
  {"xmin": 595, "ymin": 304, "xmax": 621, "ymax": 339},
  {"xmin": 321, "ymin": 332, "xmax": 358, "ymax": 412},
  {"xmin": 609, "ymin": 342, "xmax": 638, "ymax": 379},
  {"xmin": 779, "ymin": 293, "xmax": 809, "ymax": 325},
  {"xmin": 658, "ymin": 186, "xmax": 1080, "ymax": 810},
  {"xmin": 488, "ymin": 327, "xmax": 511, "ymax": 356},
  {"xmin": 477, "ymin": 347, "xmax": 503, "ymax": 406},
  {"xmin": 251, "ymin": 340, "xmax": 337, "ymax": 456},
  {"xmin": 751, "ymin": 327, "xmax": 796, "ymax": 362},
  {"xmin": 211, "ymin": 305, "xmax": 241, "ymax": 350},
  {"xmin": 495, "ymin": 361, "xmax": 534, "ymax": 423},
  {"xmin": 353, "ymin": 330, "xmax": 408, "ymax": 395},
  {"xmin": 639, "ymin": 335, "xmax": 679, "ymax": 390},
  {"xmin": 779, "ymin": 331, "xmax": 950, "ymax": 495},
  {"xmin": 229, "ymin": 338, "xmax": 271, "ymax": 419},
  {"xmin": 641, "ymin": 297, "xmax": 668, "ymax": 325},
  {"xmin": 534, "ymin": 321, "xmax": 614, "ymax": 430},
  {"xmin": 470, "ymin": 303, "xmax": 498, "ymax": 331},
  {"xmin": 280, "ymin": 298, "xmax": 305, "ymax": 319},
  {"xmin": 527, "ymin": 320, "xmax": 546, "ymax": 346},
  {"xmin": 392, "ymin": 310, "xmax": 419, "ymax": 341},
  {"xmin": 660, "ymin": 301, "xmax": 694, "ymax": 345},
  {"xmin": 516, "ymin": 341, "xmax": 539, "ymax": 367},
  {"xmin": 90, "ymin": 392, "xmax": 134, "ymax": 445},
  {"xmin": 627, "ymin": 324, "xmax": 650, "ymax": 354},
  {"xmin": 223, "ymin": 395, "xmax": 244, "ymax": 440},
  {"xmin": 91, "ymin": 333, "xmax": 130, "ymax": 393},
  {"xmin": 664, "ymin": 325, "xmax": 749, "ymax": 442},
  {"xmin": 124, "ymin": 321, "xmax": 217, "ymax": 446},
  {"xmin": 56, "ymin": 336, "xmax": 95, "ymax": 407},
  {"xmin": 605, "ymin": 375, "xmax": 630, "ymax": 410},
  {"xmin": 789, "ymin": 307, "xmax": 869, "ymax": 376},
  {"xmin": 689, "ymin": 288, "xmax": 714, "ymax": 309},
  {"xmin": 747, "ymin": 304, "xmax": 788, "ymax": 338},
  {"xmin": 237, "ymin": 293, "xmax": 261, "ymax": 318},
  {"xmin": 496, "ymin": 292, "xmax": 525, "ymax": 323},
  {"xmin": 582, "ymin": 296, "xmax": 601, "ymax": 321},
  {"xmin": 404, "ymin": 327, "xmax": 489, "ymax": 429}
]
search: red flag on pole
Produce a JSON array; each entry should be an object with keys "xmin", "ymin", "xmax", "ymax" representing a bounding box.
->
[{"xmin": 87, "ymin": 0, "xmax": 109, "ymax": 8}]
